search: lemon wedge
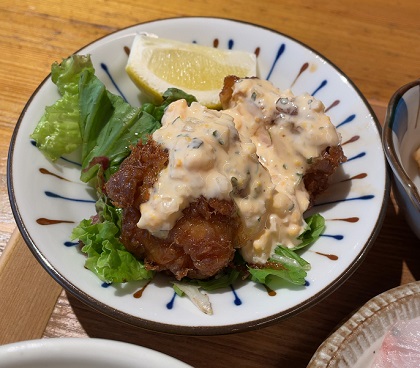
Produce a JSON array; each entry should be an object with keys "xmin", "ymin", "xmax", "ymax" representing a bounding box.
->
[{"xmin": 126, "ymin": 33, "xmax": 257, "ymax": 108}]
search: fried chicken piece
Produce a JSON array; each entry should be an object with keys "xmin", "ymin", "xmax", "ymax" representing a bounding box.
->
[
  {"xmin": 106, "ymin": 76, "xmax": 346, "ymax": 278},
  {"xmin": 303, "ymin": 145, "xmax": 346, "ymax": 205},
  {"xmin": 220, "ymin": 75, "xmax": 241, "ymax": 107},
  {"xmin": 220, "ymin": 75, "xmax": 346, "ymax": 205},
  {"xmin": 105, "ymin": 139, "xmax": 240, "ymax": 280}
]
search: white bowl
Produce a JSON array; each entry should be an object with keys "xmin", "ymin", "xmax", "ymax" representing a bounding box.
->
[
  {"xmin": 383, "ymin": 79, "xmax": 420, "ymax": 238},
  {"xmin": 0, "ymin": 338, "xmax": 191, "ymax": 367},
  {"xmin": 7, "ymin": 17, "xmax": 389, "ymax": 335}
]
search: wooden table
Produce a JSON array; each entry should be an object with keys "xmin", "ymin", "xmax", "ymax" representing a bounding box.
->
[{"xmin": 1, "ymin": 1, "xmax": 419, "ymax": 366}]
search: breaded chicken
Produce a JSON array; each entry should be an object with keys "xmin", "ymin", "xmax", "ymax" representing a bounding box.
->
[
  {"xmin": 106, "ymin": 76, "xmax": 346, "ymax": 279},
  {"xmin": 105, "ymin": 139, "xmax": 240, "ymax": 280}
]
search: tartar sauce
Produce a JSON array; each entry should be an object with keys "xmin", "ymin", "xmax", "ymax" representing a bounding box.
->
[
  {"xmin": 137, "ymin": 99, "xmax": 275, "ymax": 245},
  {"xmin": 137, "ymin": 78, "xmax": 341, "ymax": 264},
  {"xmin": 223, "ymin": 78, "xmax": 341, "ymax": 263}
]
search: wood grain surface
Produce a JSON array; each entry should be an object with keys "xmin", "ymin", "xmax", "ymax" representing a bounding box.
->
[
  {"xmin": 0, "ymin": 1, "xmax": 419, "ymax": 367},
  {"xmin": 0, "ymin": 229, "xmax": 62, "ymax": 345}
]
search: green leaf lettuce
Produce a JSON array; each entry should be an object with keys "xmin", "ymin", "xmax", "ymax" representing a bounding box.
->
[
  {"xmin": 71, "ymin": 197, "xmax": 154, "ymax": 283},
  {"xmin": 247, "ymin": 213, "xmax": 325, "ymax": 286},
  {"xmin": 30, "ymin": 55, "xmax": 94, "ymax": 161}
]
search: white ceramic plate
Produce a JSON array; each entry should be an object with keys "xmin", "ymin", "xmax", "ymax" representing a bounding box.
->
[
  {"xmin": 308, "ymin": 281, "xmax": 420, "ymax": 367},
  {"xmin": 0, "ymin": 338, "xmax": 191, "ymax": 367},
  {"xmin": 8, "ymin": 17, "xmax": 389, "ymax": 335}
]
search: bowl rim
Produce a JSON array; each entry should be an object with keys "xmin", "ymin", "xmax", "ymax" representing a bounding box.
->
[
  {"xmin": 0, "ymin": 337, "xmax": 192, "ymax": 367},
  {"xmin": 383, "ymin": 78, "xmax": 420, "ymax": 211}
]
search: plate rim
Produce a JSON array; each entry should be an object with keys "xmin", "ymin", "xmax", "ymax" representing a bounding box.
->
[
  {"xmin": 307, "ymin": 280, "xmax": 420, "ymax": 367},
  {"xmin": 7, "ymin": 16, "xmax": 390, "ymax": 335}
]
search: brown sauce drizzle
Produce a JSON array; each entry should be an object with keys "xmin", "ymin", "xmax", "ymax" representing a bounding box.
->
[
  {"xmin": 36, "ymin": 218, "xmax": 74, "ymax": 225},
  {"xmin": 342, "ymin": 135, "xmax": 360, "ymax": 145},
  {"xmin": 291, "ymin": 62, "xmax": 309, "ymax": 87},
  {"xmin": 39, "ymin": 168, "xmax": 71, "ymax": 182},
  {"xmin": 263, "ymin": 284, "xmax": 277, "ymax": 296},
  {"xmin": 340, "ymin": 173, "xmax": 367, "ymax": 183},
  {"xmin": 325, "ymin": 99, "xmax": 340, "ymax": 112},
  {"xmin": 350, "ymin": 173, "xmax": 367, "ymax": 180},
  {"xmin": 331, "ymin": 217, "xmax": 359, "ymax": 223},
  {"xmin": 133, "ymin": 281, "xmax": 151, "ymax": 298},
  {"xmin": 315, "ymin": 252, "xmax": 338, "ymax": 260}
]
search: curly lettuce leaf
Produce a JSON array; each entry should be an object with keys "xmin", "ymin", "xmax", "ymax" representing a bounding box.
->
[
  {"xmin": 31, "ymin": 54, "xmax": 197, "ymax": 185},
  {"xmin": 248, "ymin": 246, "xmax": 310, "ymax": 286},
  {"xmin": 71, "ymin": 197, "xmax": 154, "ymax": 284},
  {"xmin": 51, "ymin": 54, "xmax": 95, "ymax": 95},
  {"xmin": 293, "ymin": 213, "xmax": 325, "ymax": 250},
  {"xmin": 247, "ymin": 214, "xmax": 325, "ymax": 286},
  {"xmin": 30, "ymin": 55, "xmax": 94, "ymax": 161}
]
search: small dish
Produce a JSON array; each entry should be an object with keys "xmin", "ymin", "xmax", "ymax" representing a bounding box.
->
[
  {"xmin": 308, "ymin": 281, "xmax": 420, "ymax": 367},
  {"xmin": 0, "ymin": 338, "xmax": 191, "ymax": 367},
  {"xmin": 7, "ymin": 17, "xmax": 389, "ymax": 335},
  {"xmin": 383, "ymin": 79, "xmax": 420, "ymax": 238}
]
